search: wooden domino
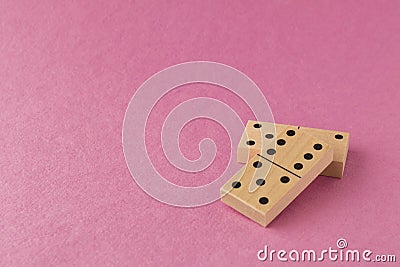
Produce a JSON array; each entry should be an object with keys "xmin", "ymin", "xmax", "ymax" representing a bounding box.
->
[
  {"xmin": 238, "ymin": 120, "xmax": 349, "ymax": 178},
  {"xmin": 221, "ymin": 126, "xmax": 333, "ymax": 227}
]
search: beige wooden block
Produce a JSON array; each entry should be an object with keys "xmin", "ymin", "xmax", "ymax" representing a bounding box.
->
[
  {"xmin": 238, "ymin": 120, "xmax": 349, "ymax": 178},
  {"xmin": 237, "ymin": 121, "xmax": 284, "ymax": 163},
  {"xmin": 222, "ymin": 126, "xmax": 333, "ymax": 227}
]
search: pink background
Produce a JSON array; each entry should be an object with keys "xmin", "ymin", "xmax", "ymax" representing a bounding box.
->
[{"xmin": 1, "ymin": 0, "xmax": 399, "ymax": 266}]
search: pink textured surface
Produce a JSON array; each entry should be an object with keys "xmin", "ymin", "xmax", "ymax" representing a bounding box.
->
[{"xmin": 1, "ymin": 1, "xmax": 399, "ymax": 266}]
